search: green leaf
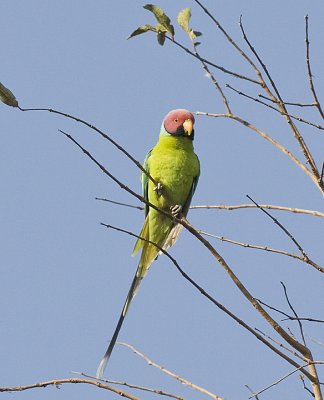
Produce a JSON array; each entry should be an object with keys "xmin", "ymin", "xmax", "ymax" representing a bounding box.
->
[
  {"xmin": 177, "ymin": 7, "xmax": 191, "ymax": 34},
  {"xmin": 157, "ymin": 31, "xmax": 166, "ymax": 46},
  {"xmin": 144, "ymin": 4, "xmax": 174, "ymax": 38},
  {"xmin": 155, "ymin": 23, "xmax": 167, "ymax": 33},
  {"xmin": 0, "ymin": 82, "xmax": 18, "ymax": 107},
  {"xmin": 127, "ymin": 24, "xmax": 155, "ymax": 39},
  {"xmin": 177, "ymin": 8, "xmax": 202, "ymax": 43}
]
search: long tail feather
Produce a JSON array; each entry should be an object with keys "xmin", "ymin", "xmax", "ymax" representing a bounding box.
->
[
  {"xmin": 97, "ymin": 217, "xmax": 171, "ymax": 378},
  {"xmin": 96, "ymin": 270, "xmax": 142, "ymax": 379}
]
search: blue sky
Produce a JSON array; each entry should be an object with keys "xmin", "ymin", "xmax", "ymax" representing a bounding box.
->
[{"xmin": 1, "ymin": 1, "xmax": 324, "ymax": 399}]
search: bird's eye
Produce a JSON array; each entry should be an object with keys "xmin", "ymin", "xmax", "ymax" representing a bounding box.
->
[{"xmin": 174, "ymin": 118, "xmax": 179, "ymax": 123}]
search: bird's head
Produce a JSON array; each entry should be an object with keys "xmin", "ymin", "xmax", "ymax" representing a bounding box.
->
[{"xmin": 161, "ymin": 109, "xmax": 195, "ymax": 140}]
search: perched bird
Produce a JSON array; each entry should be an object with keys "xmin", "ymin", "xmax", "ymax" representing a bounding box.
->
[{"xmin": 96, "ymin": 109, "xmax": 200, "ymax": 378}]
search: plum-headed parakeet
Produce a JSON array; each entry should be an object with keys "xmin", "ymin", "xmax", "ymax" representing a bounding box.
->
[{"xmin": 96, "ymin": 109, "xmax": 200, "ymax": 378}]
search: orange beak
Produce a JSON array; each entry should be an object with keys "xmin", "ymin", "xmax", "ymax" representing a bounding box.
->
[{"xmin": 182, "ymin": 119, "xmax": 193, "ymax": 136}]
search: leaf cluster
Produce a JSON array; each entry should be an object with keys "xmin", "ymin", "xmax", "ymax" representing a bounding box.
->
[{"xmin": 128, "ymin": 4, "xmax": 202, "ymax": 46}]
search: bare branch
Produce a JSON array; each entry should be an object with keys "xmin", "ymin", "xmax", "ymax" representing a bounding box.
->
[
  {"xmin": 193, "ymin": 0, "xmax": 262, "ymax": 77},
  {"xmin": 196, "ymin": 111, "xmax": 324, "ymax": 195},
  {"xmin": 305, "ymin": 15, "xmax": 324, "ymax": 120},
  {"xmin": 246, "ymin": 196, "xmax": 307, "ymax": 257},
  {"xmin": 258, "ymin": 94, "xmax": 316, "ymax": 108},
  {"xmin": 191, "ymin": 203, "xmax": 324, "ymax": 218},
  {"xmin": 18, "ymin": 106, "xmax": 158, "ymax": 187},
  {"xmin": 281, "ymin": 282, "xmax": 307, "ymax": 346},
  {"xmin": 73, "ymin": 371, "xmax": 186, "ymax": 400},
  {"xmin": 227, "ymin": 84, "xmax": 324, "ymax": 130},
  {"xmin": 300, "ymin": 374, "xmax": 316, "ymax": 398},
  {"xmin": 245, "ymin": 385, "xmax": 261, "ymax": 400},
  {"xmin": 254, "ymin": 328, "xmax": 305, "ymax": 361},
  {"xmin": 119, "ymin": 342, "xmax": 223, "ymax": 400},
  {"xmin": 0, "ymin": 378, "xmax": 138, "ymax": 399},
  {"xmin": 198, "ymin": 230, "xmax": 324, "ymax": 273},
  {"xmin": 165, "ymin": 36, "xmax": 259, "ymax": 85},
  {"xmin": 256, "ymin": 299, "xmax": 324, "ymax": 324},
  {"xmin": 239, "ymin": 16, "xmax": 320, "ymax": 181},
  {"xmin": 95, "ymin": 197, "xmax": 144, "ymax": 211},
  {"xmin": 249, "ymin": 363, "xmax": 315, "ymax": 399},
  {"xmin": 193, "ymin": 44, "xmax": 231, "ymax": 113}
]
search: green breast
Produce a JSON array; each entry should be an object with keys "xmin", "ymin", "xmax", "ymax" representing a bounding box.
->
[{"xmin": 148, "ymin": 135, "xmax": 199, "ymax": 209}]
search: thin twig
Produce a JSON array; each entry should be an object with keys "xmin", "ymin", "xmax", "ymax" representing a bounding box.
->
[
  {"xmin": 281, "ymin": 282, "xmax": 307, "ymax": 346},
  {"xmin": 198, "ymin": 230, "xmax": 324, "ymax": 273},
  {"xmin": 95, "ymin": 197, "xmax": 144, "ymax": 210},
  {"xmin": 305, "ymin": 15, "xmax": 324, "ymax": 120},
  {"xmin": 59, "ymin": 129, "xmax": 176, "ymax": 223},
  {"xmin": 72, "ymin": 371, "xmax": 186, "ymax": 400},
  {"xmin": 249, "ymin": 363, "xmax": 313, "ymax": 399},
  {"xmin": 163, "ymin": 36, "xmax": 259, "ymax": 85},
  {"xmin": 191, "ymin": 203, "xmax": 324, "ymax": 218},
  {"xmin": 283, "ymin": 317, "xmax": 324, "ymax": 324},
  {"xmin": 300, "ymin": 374, "xmax": 316, "ymax": 398},
  {"xmin": 118, "ymin": 342, "xmax": 223, "ymax": 400},
  {"xmin": 194, "ymin": 44, "xmax": 231, "ymax": 113},
  {"xmin": 255, "ymin": 299, "xmax": 324, "ymax": 324},
  {"xmin": 193, "ymin": 0, "xmax": 261, "ymax": 76},
  {"xmin": 246, "ymin": 195, "xmax": 308, "ymax": 258},
  {"xmin": 245, "ymin": 385, "xmax": 260, "ymax": 400},
  {"xmin": 239, "ymin": 17, "xmax": 320, "ymax": 182},
  {"xmin": 254, "ymin": 328, "xmax": 305, "ymax": 361},
  {"xmin": 18, "ymin": 106, "xmax": 158, "ymax": 186},
  {"xmin": 227, "ymin": 84, "xmax": 324, "ymax": 130},
  {"xmin": 258, "ymin": 94, "xmax": 316, "ymax": 108},
  {"xmin": 197, "ymin": 111, "xmax": 324, "ymax": 195},
  {"xmin": 0, "ymin": 378, "xmax": 139, "ymax": 399}
]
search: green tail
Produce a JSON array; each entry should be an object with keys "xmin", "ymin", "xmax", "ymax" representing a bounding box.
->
[{"xmin": 132, "ymin": 215, "xmax": 163, "ymax": 278}]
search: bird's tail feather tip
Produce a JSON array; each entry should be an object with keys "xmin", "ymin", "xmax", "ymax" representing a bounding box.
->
[{"xmin": 96, "ymin": 356, "xmax": 108, "ymax": 380}]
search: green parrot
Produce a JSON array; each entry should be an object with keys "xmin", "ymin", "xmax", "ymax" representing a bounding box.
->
[{"xmin": 96, "ymin": 109, "xmax": 200, "ymax": 378}]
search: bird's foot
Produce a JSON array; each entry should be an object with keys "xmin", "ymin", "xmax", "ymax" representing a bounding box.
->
[
  {"xmin": 153, "ymin": 182, "xmax": 163, "ymax": 197},
  {"xmin": 170, "ymin": 204, "xmax": 182, "ymax": 218}
]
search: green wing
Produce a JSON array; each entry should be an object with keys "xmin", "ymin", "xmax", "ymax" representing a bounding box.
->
[
  {"xmin": 141, "ymin": 148, "xmax": 153, "ymax": 218},
  {"xmin": 132, "ymin": 149, "xmax": 153, "ymax": 256},
  {"xmin": 182, "ymin": 155, "xmax": 200, "ymax": 217}
]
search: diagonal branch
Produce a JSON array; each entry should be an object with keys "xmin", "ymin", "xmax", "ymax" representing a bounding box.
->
[
  {"xmin": 196, "ymin": 111, "xmax": 324, "ymax": 195},
  {"xmin": 281, "ymin": 282, "xmax": 306, "ymax": 346},
  {"xmin": 193, "ymin": 44, "xmax": 231, "ymax": 113},
  {"xmin": 0, "ymin": 378, "xmax": 139, "ymax": 399},
  {"xmin": 305, "ymin": 15, "xmax": 324, "ymax": 120},
  {"xmin": 239, "ymin": 17, "xmax": 320, "ymax": 180},
  {"xmin": 198, "ymin": 230, "xmax": 324, "ymax": 273},
  {"xmin": 119, "ymin": 342, "xmax": 223, "ymax": 400},
  {"xmin": 18, "ymin": 106, "xmax": 158, "ymax": 186},
  {"xmin": 164, "ymin": 34, "xmax": 259, "ymax": 85},
  {"xmin": 246, "ymin": 196, "xmax": 310, "ymax": 260},
  {"xmin": 226, "ymin": 84, "xmax": 324, "ymax": 130},
  {"xmin": 73, "ymin": 371, "xmax": 186, "ymax": 400}
]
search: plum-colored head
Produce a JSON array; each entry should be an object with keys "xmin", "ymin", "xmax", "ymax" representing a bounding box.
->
[{"xmin": 162, "ymin": 109, "xmax": 195, "ymax": 140}]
